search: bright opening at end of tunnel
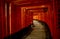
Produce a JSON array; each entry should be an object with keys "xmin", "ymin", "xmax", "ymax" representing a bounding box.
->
[{"xmin": 33, "ymin": 15, "xmax": 39, "ymax": 19}]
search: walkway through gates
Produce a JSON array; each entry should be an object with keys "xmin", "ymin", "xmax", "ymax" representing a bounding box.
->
[{"xmin": 23, "ymin": 20, "xmax": 52, "ymax": 39}]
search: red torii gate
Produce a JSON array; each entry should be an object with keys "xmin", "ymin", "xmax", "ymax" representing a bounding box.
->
[{"xmin": 0, "ymin": 0, "xmax": 59, "ymax": 39}]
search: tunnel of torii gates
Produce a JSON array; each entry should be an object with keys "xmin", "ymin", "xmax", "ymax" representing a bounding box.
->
[{"xmin": 0, "ymin": 0, "xmax": 60, "ymax": 39}]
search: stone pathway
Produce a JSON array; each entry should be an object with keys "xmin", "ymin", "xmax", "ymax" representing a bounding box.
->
[{"xmin": 23, "ymin": 20, "xmax": 48, "ymax": 39}]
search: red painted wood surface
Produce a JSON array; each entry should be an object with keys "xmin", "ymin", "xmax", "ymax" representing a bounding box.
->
[
  {"xmin": 11, "ymin": 5, "xmax": 22, "ymax": 34},
  {"xmin": 0, "ymin": 0, "xmax": 6, "ymax": 39},
  {"xmin": 0, "ymin": 0, "xmax": 59, "ymax": 39},
  {"xmin": 25, "ymin": 10, "xmax": 33, "ymax": 27}
]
